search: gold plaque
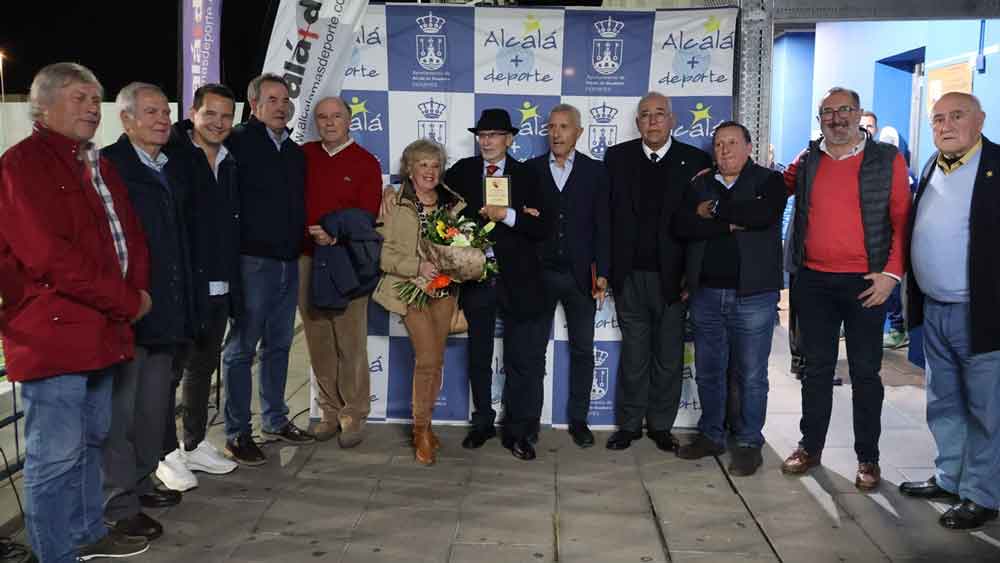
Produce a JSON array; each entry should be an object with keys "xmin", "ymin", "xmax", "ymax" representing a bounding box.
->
[{"xmin": 483, "ymin": 175, "xmax": 511, "ymax": 207}]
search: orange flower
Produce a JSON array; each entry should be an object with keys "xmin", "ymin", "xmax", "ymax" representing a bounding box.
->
[
  {"xmin": 445, "ymin": 227, "xmax": 460, "ymax": 238},
  {"xmin": 426, "ymin": 274, "xmax": 452, "ymax": 291}
]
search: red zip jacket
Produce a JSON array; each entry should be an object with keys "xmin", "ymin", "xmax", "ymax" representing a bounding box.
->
[{"xmin": 0, "ymin": 126, "xmax": 150, "ymax": 381}]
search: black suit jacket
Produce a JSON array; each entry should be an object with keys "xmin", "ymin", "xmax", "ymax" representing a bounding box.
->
[
  {"xmin": 906, "ymin": 135, "xmax": 1000, "ymax": 354},
  {"xmin": 528, "ymin": 151, "xmax": 611, "ymax": 295},
  {"xmin": 444, "ymin": 154, "xmax": 552, "ymax": 318},
  {"xmin": 605, "ymin": 137, "xmax": 712, "ymax": 302}
]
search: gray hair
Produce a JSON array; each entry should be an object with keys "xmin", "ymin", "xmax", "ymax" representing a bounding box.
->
[
  {"xmin": 819, "ymin": 87, "xmax": 861, "ymax": 112},
  {"xmin": 116, "ymin": 82, "xmax": 166, "ymax": 117},
  {"xmin": 400, "ymin": 139, "xmax": 448, "ymax": 179},
  {"xmin": 247, "ymin": 73, "xmax": 289, "ymax": 104},
  {"xmin": 637, "ymin": 91, "xmax": 672, "ymax": 114},
  {"xmin": 549, "ymin": 103, "xmax": 582, "ymax": 128},
  {"xmin": 29, "ymin": 62, "xmax": 103, "ymax": 122}
]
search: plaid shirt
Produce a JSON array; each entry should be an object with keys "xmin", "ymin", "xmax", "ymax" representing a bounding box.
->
[{"xmin": 81, "ymin": 144, "xmax": 129, "ymax": 276}]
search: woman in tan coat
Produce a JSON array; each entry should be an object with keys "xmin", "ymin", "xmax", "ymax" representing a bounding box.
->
[{"xmin": 373, "ymin": 139, "xmax": 465, "ymax": 465}]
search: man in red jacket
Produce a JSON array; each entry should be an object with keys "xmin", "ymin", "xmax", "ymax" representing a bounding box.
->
[{"xmin": 0, "ymin": 63, "xmax": 151, "ymax": 562}]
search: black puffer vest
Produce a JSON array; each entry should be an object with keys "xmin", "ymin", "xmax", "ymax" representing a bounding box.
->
[{"xmin": 790, "ymin": 137, "xmax": 898, "ymax": 273}]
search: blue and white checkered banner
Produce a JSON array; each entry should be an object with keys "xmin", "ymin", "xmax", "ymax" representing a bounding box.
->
[{"xmin": 301, "ymin": 4, "xmax": 737, "ymax": 428}]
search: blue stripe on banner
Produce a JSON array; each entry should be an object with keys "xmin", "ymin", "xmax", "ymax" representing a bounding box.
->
[{"xmin": 181, "ymin": 0, "xmax": 223, "ymax": 112}]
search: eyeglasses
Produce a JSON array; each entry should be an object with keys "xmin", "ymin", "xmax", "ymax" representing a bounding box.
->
[
  {"xmin": 818, "ymin": 106, "xmax": 858, "ymax": 119},
  {"xmin": 476, "ymin": 131, "xmax": 509, "ymax": 140}
]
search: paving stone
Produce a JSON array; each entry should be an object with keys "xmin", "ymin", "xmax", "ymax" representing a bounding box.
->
[
  {"xmin": 449, "ymin": 543, "xmax": 554, "ymax": 563},
  {"xmin": 254, "ymin": 480, "xmax": 374, "ymax": 539},
  {"xmin": 228, "ymin": 535, "xmax": 347, "ymax": 562},
  {"xmin": 669, "ymin": 551, "xmax": 778, "ymax": 562},
  {"xmin": 457, "ymin": 492, "xmax": 554, "ymax": 545},
  {"xmin": 342, "ymin": 542, "xmax": 448, "ymax": 563},
  {"xmin": 558, "ymin": 512, "xmax": 667, "ymax": 563}
]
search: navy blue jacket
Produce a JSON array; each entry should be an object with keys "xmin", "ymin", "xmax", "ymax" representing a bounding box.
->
[
  {"xmin": 166, "ymin": 119, "xmax": 244, "ymax": 329},
  {"xmin": 311, "ymin": 208, "xmax": 382, "ymax": 310},
  {"xmin": 528, "ymin": 151, "xmax": 611, "ymax": 295},
  {"xmin": 225, "ymin": 117, "xmax": 305, "ymax": 261},
  {"xmin": 102, "ymin": 135, "xmax": 194, "ymax": 348}
]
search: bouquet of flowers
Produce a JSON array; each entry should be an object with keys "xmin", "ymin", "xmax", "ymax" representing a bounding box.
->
[{"xmin": 394, "ymin": 209, "xmax": 500, "ymax": 308}]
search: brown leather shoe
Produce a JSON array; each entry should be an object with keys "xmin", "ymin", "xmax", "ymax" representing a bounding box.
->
[
  {"xmin": 311, "ymin": 420, "xmax": 340, "ymax": 442},
  {"xmin": 781, "ymin": 447, "xmax": 822, "ymax": 474},
  {"xmin": 855, "ymin": 462, "xmax": 881, "ymax": 490},
  {"xmin": 413, "ymin": 425, "xmax": 436, "ymax": 466}
]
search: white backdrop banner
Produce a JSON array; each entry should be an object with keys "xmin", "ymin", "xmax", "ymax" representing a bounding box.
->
[
  {"xmin": 295, "ymin": 4, "xmax": 738, "ymax": 429},
  {"xmin": 263, "ymin": 0, "xmax": 370, "ymax": 143}
]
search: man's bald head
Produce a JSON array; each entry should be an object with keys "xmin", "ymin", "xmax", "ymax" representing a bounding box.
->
[{"xmin": 931, "ymin": 92, "xmax": 985, "ymax": 157}]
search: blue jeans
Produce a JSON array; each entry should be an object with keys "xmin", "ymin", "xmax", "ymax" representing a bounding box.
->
[
  {"xmin": 886, "ymin": 283, "xmax": 905, "ymax": 333},
  {"xmin": 21, "ymin": 369, "xmax": 115, "ymax": 563},
  {"xmin": 923, "ymin": 298, "xmax": 1000, "ymax": 509},
  {"xmin": 690, "ymin": 288, "xmax": 778, "ymax": 448},
  {"xmin": 222, "ymin": 255, "xmax": 298, "ymax": 439}
]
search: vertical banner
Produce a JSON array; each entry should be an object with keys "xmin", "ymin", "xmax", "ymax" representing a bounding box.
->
[
  {"xmin": 181, "ymin": 0, "xmax": 223, "ymax": 113},
  {"xmin": 263, "ymin": 0, "xmax": 370, "ymax": 143}
]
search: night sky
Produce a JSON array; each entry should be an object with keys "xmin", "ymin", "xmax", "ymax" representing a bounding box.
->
[{"xmin": 0, "ymin": 1, "xmax": 277, "ymax": 102}]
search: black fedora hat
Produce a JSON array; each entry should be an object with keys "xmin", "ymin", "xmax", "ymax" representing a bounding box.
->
[{"xmin": 468, "ymin": 108, "xmax": 519, "ymax": 135}]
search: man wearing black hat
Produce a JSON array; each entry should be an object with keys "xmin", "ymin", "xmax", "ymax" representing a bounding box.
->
[{"xmin": 444, "ymin": 109, "xmax": 553, "ymax": 460}]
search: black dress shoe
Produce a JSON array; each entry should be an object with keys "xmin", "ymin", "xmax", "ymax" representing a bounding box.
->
[
  {"xmin": 647, "ymin": 430, "xmax": 677, "ymax": 452},
  {"xmin": 510, "ymin": 438, "xmax": 536, "ymax": 461},
  {"xmin": 139, "ymin": 487, "xmax": 182, "ymax": 508},
  {"xmin": 568, "ymin": 422, "xmax": 595, "ymax": 448},
  {"xmin": 899, "ymin": 476, "xmax": 959, "ymax": 500},
  {"xmin": 110, "ymin": 512, "xmax": 163, "ymax": 541},
  {"xmin": 605, "ymin": 429, "xmax": 643, "ymax": 450},
  {"xmin": 940, "ymin": 499, "xmax": 999, "ymax": 530},
  {"xmin": 462, "ymin": 426, "xmax": 496, "ymax": 449}
]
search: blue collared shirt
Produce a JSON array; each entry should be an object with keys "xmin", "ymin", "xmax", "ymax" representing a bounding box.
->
[
  {"xmin": 549, "ymin": 152, "xmax": 575, "ymax": 192},
  {"xmin": 267, "ymin": 127, "xmax": 290, "ymax": 151},
  {"xmin": 132, "ymin": 143, "xmax": 168, "ymax": 172}
]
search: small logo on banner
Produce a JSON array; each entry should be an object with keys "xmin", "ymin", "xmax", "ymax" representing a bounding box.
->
[
  {"xmin": 349, "ymin": 96, "xmax": 384, "ymax": 133},
  {"xmin": 417, "ymin": 97, "xmax": 448, "ymax": 145},
  {"xmin": 481, "ymin": 14, "xmax": 559, "ymax": 89},
  {"xmin": 591, "ymin": 347, "xmax": 610, "ymax": 401},
  {"xmin": 591, "ymin": 16, "xmax": 624, "ymax": 76},
  {"xmin": 416, "ymin": 12, "xmax": 447, "ymax": 71},
  {"xmin": 588, "ymin": 101, "xmax": 619, "ymax": 160},
  {"xmin": 654, "ymin": 12, "xmax": 734, "ymax": 92}
]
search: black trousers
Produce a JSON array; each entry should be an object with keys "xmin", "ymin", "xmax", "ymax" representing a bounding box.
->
[
  {"xmin": 502, "ymin": 308, "xmax": 550, "ymax": 440},
  {"xmin": 164, "ymin": 295, "xmax": 229, "ymax": 454},
  {"xmin": 791, "ymin": 269, "xmax": 887, "ymax": 462},
  {"xmin": 615, "ymin": 271, "xmax": 685, "ymax": 433},
  {"xmin": 541, "ymin": 268, "xmax": 597, "ymax": 423},
  {"xmin": 462, "ymin": 282, "xmax": 498, "ymax": 430}
]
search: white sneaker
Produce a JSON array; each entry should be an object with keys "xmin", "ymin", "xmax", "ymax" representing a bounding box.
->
[
  {"xmin": 156, "ymin": 449, "xmax": 198, "ymax": 491},
  {"xmin": 185, "ymin": 441, "xmax": 238, "ymax": 475}
]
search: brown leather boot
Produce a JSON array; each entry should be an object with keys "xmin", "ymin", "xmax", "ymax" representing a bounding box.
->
[
  {"xmin": 429, "ymin": 427, "xmax": 441, "ymax": 450},
  {"xmin": 413, "ymin": 424, "xmax": 436, "ymax": 465}
]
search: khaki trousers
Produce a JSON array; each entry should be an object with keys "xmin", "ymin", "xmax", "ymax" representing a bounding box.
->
[
  {"xmin": 402, "ymin": 295, "xmax": 456, "ymax": 427},
  {"xmin": 297, "ymin": 256, "xmax": 371, "ymax": 430}
]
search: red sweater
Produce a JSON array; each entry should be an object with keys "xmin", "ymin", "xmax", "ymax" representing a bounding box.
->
[
  {"xmin": 302, "ymin": 140, "xmax": 383, "ymax": 255},
  {"xmin": 784, "ymin": 150, "xmax": 912, "ymax": 277}
]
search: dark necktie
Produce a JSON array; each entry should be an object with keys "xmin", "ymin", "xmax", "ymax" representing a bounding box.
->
[
  {"xmin": 650, "ymin": 153, "xmax": 659, "ymax": 163},
  {"xmin": 486, "ymin": 164, "xmax": 499, "ymax": 176}
]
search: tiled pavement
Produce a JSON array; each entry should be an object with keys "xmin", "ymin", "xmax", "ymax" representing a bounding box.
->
[{"xmin": 1, "ymin": 314, "xmax": 999, "ymax": 562}]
